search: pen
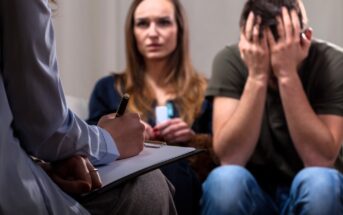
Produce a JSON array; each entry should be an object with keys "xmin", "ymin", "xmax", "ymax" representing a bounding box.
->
[{"xmin": 115, "ymin": 93, "xmax": 130, "ymax": 117}]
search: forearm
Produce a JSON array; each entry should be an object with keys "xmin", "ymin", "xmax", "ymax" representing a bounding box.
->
[
  {"xmin": 278, "ymin": 73, "xmax": 339, "ymax": 166},
  {"xmin": 215, "ymin": 76, "xmax": 268, "ymax": 165},
  {"xmin": 32, "ymin": 111, "xmax": 119, "ymax": 164}
]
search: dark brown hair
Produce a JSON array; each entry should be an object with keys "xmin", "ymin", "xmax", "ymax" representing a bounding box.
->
[{"xmin": 240, "ymin": 0, "xmax": 303, "ymax": 40}]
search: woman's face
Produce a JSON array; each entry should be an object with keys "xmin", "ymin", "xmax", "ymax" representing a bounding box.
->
[{"xmin": 133, "ymin": 0, "xmax": 178, "ymax": 61}]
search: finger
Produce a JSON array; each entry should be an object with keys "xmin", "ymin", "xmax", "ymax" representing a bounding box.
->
[
  {"xmin": 169, "ymin": 129, "xmax": 195, "ymax": 143},
  {"xmin": 260, "ymin": 28, "xmax": 269, "ymax": 49},
  {"xmin": 252, "ymin": 22, "xmax": 260, "ymax": 44},
  {"xmin": 154, "ymin": 120, "xmax": 171, "ymax": 130},
  {"xmin": 245, "ymin": 11, "xmax": 255, "ymax": 41},
  {"xmin": 173, "ymin": 129, "xmax": 195, "ymax": 139},
  {"xmin": 160, "ymin": 121, "xmax": 188, "ymax": 136},
  {"xmin": 239, "ymin": 29, "xmax": 248, "ymax": 45},
  {"xmin": 281, "ymin": 7, "xmax": 293, "ymax": 39},
  {"xmin": 239, "ymin": 31, "xmax": 248, "ymax": 60},
  {"xmin": 155, "ymin": 118, "xmax": 184, "ymax": 135},
  {"xmin": 85, "ymin": 159, "xmax": 102, "ymax": 189},
  {"xmin": 291, "ymin": 9, "xmax": 301, "ymax": 39},
  {"xmin": 72, "ymin": 156, "xmax": 92, "ymax": 183},
  {"xmin": 51, "ymin": 174, "xmax": 91, "ymax": 195},
  {"xmin": 276, "ymin": 16, "xmax": 285, "ymax": 41},
  {"xmin": 267, "ymin": 28, "xmax": 276, "ymax": 48},
  {"xmin": 143, "ymin": 122, "xmax": 154, "ymax": 139},
  {"xmin": 144, "ymin": 126, "xmax": 155, "ymax": 140},
  {"xmin": 53, "ymin": 156, "xmax": 91, "ymax": 183}
]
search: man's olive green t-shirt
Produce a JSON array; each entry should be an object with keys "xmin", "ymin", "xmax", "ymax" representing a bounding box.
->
[{"xmin": 207, "ymin": 40, "xmax": 343, "ymax": 186}]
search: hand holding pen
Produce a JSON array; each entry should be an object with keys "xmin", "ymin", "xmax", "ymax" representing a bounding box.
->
[{"xmin": 97, "ymin": 93, "xmax": 145, "ymax": 159}]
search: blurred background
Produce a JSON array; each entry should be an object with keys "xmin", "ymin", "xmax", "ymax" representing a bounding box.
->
[{"xmin": 53, "ymin": 0, "xmax": 343, "ymax": 102}]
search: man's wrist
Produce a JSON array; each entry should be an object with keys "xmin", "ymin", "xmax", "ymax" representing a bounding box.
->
[
  {"xmin": 276, "ymin": 70, "xmax": 299, "ymax": 85},
  {"xmin": 247, "ymin": 74, "xmax": 269, "ymax": 87}
]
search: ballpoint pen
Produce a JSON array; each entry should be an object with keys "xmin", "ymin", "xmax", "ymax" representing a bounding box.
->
[{"xmin": 115, "ymin": 93, "xmax": 130, "ymax": 117}]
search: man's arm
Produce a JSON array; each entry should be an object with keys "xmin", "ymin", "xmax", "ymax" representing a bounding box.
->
[
  {"xmin": 268, "ymin": 8, "xmax": 343, "ymax": 166},
  {"xmin": 213, "ymin": 81, "xmax": 267, "ymax": 166},
  {"xmin": 2, "ymin": 0, "xmax": 120, "ymax": 164},
  {"xmin": 213, "ymin": 12, "xmax": 270, "ymax": 165},
  {"xmin": 279, "ymin": 74, "xmax": 343, "ymax": 166}
]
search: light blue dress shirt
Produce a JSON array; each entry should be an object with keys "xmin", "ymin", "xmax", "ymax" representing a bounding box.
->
[{"xmin": 0, "ymin": 0, "xmax": 119, "ymax": 213}]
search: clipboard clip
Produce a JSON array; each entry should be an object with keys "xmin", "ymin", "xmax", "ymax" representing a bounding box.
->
[{"xmin": 144, "ymin": 140, "xmax": 167, "ymax": 148}]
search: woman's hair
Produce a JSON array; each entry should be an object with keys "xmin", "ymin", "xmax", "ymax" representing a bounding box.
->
[
  {"xmin": 240, "ymin": 0, "xmax": 304, "ymax": 41},
  {"xmin": 116, "ymin": 0, "xmax": 207, "ymax": 125},
  {"xmin": 49, "ymin": 0, "xmax": 58, "ymax": 12}
]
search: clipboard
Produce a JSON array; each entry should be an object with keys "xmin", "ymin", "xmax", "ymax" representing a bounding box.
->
[{"xmin": 80, "ymin": 144, "xmax": 203, "ymax": 201}]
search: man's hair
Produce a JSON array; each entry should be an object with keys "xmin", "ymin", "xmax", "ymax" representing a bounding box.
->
[{"xmin": 240, "ymin": 0, "xmax": 303, "ymax": 40}]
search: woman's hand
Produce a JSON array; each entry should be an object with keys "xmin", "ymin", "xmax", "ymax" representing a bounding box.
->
[
  {"xmin": 154, "ymin": 118, "xmax": 195, "ymax": 144},
  {"xmin": 142, "ymin": 120, "xmax": 156, "ymax": 140}
]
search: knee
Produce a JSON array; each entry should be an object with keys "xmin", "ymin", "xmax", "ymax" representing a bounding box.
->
[
  {"xmin": 288, "ymin": 167, "xmax": 343, "ymax": 214},
  {"xmin": 134, "ymin": 170, "xmax": 175, "ymax": 201},
  {"xmin": 133, "ymin": 170, "xmax": 176, "ymax": 213},
  {"xmin": 202, "ymin": 165, "xmax": 256, "ymax": 201},
  {"xmin": 291, "ymin": 167, "xmax": 342, "ymax": 201},
  {"xmin": 292, "ymin": 167, "xmax": 339, "ymax": 192},
  {"xmin": 205, "ymin": 165, "xmax": 254, "ymax": 185}
]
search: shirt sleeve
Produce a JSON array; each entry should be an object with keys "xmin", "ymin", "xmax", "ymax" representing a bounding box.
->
[
  {"xmin": 1, "ymin": 0, "xmax": 119, "ymax": 164},
  {"xmin": 206, "ymin": 45, "xmax": 248, "ymax": 100},
  {"xmin": 309, "ymin": 42, "xmax": 343, "ymax": 116}
]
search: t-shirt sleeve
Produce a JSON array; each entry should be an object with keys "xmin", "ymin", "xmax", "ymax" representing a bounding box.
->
[
  {"xmin": 310, "ymin": 43, "xmax": 343, "ymax": 116},
  {"xmin": 206, "ymin": 45, "xmax": 247, "ymax": 100}
]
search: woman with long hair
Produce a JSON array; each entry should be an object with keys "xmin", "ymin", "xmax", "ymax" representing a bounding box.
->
[{"xmin": 88, "ymin": 0, "xmax": 213, "ymax": 214}]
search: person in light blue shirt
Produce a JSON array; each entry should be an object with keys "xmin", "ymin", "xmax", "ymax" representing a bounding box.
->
[{"xmin": 0, "ymin": 0, "xmax": 176, "ymax": 214}]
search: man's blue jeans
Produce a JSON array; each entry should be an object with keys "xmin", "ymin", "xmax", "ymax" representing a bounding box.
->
[{"xmin": 201, "ymin": 165, "xmax": 343, "ymax": 215}]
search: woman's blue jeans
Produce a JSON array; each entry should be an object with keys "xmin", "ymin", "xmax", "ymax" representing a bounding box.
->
[{"xmin": 201, "ymin": 165, "xmax": 343, "ymax": 215}]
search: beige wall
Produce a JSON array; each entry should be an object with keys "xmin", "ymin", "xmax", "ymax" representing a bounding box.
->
[{"xmin": 53, "ymin": 0, "xmax": 343, "ymax": 100}]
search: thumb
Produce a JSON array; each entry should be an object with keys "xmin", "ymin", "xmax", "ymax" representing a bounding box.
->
[
  {"xmin": 84, "ymin": 159, "xmax": 102, "ymax": 190},
  {"xmin": 51, "ymin": 174, "xmax": 92, "ymax": 195}
]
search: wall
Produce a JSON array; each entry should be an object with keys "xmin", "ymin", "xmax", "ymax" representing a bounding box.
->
[{"xmin": 53, "ymin": 0, "xmax": 343, "ymax": 100}]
